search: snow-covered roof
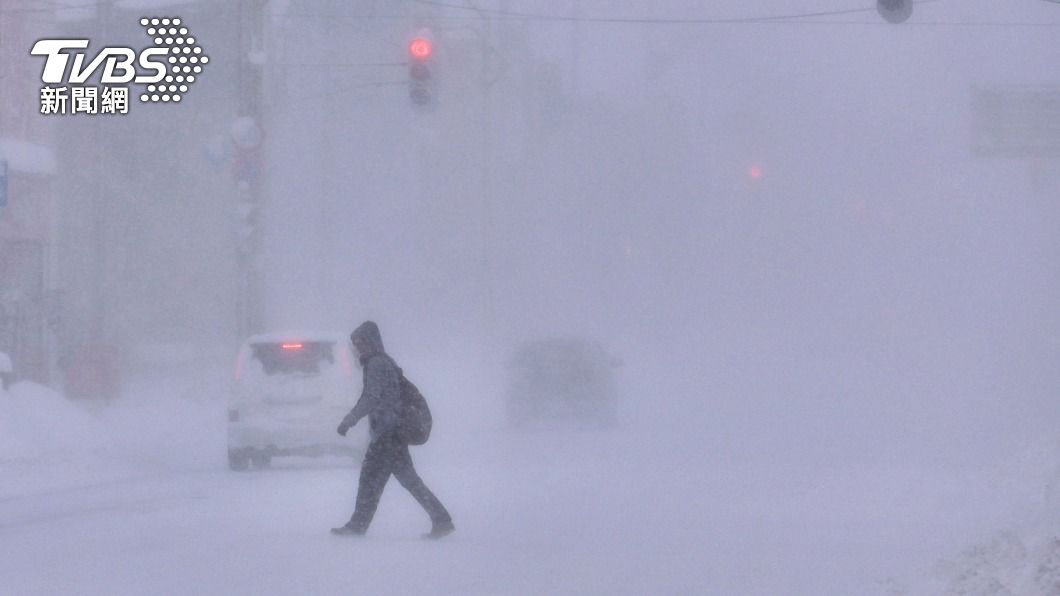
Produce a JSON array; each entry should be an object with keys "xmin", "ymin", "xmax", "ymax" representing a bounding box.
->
[{"xmin": 0, "ymin": 139, "xmax": 57, "ymax": 176}]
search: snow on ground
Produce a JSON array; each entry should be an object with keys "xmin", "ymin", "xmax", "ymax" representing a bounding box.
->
[
  {"xmin": 893, "ymin": 437, "xmax": 1060, "ymax": 595},
  {"xmin": 3, "ymin": 372, "xmax": 1060, "ymax": 595},
  {"xmin": 0, "ymin": 381, "xmax": 133, "ymax": 498},
  {"xmin": 0, "ymin": 368, "xmax": 223, "ymax": 499},
  {"xmin": 910, "ymin": 528, "xmax": 1060, "ymax": 595}
]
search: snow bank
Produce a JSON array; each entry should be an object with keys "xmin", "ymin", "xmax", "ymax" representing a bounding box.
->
[
  {"xmin": 0, "ymin": 378, "xmax": 225, "ymax": 499},
  {"xmin": 0, "ymin": 381, "xmax": 107, "ymax": 462},
  {"xmin": 905, "ymin": 528, "xmax": 1060, "ymax": 595},
  {"xmin": 0, "ymin": 381, "xmax": 133, "ymax": 499},
  {"xmin": 890, "ymin": 436, "xmax": 1060, "ymax": 595}
]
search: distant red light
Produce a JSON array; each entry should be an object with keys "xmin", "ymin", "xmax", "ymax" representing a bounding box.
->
[
  {"xmin": 339, "ymin": 347, "xmax": 354, "ymax": 378},
  {"xmin": 281, "ymin": 343, "xmax": 303, "ymax": 350},
  {"xmin": 748, "ymin": 165, "xmax": 764, "ymax": 180},
  {"xmin": 409, "ymin": 38, "xmax": 433, "ymax": 60}
]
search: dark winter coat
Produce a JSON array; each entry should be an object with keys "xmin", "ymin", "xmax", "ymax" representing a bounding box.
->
[{"xmin": 341, "ymin": 321, "xmax": 403, "ymax": 441}]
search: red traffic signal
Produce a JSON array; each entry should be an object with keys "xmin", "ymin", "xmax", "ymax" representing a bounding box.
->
[
  {"xmin": 409, "ymin": 38, "xmax": 433, "ymax": 60},
  {"xmin": 408, "ymin": 32, "xmax": 435, "ymax": 109}
]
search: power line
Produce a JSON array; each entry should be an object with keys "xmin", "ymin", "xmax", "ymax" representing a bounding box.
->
[
  {"xmin": 408, "ymin": 0, "xmax": 941, "ymax": 24},
  {"xmin": 790, "ymin": 20, "xmax": 1060, "ymax": 28},
  {"xmin": 5, "ymin": 0, "xmax": 1060, "ymax": 29},
  {"xmin": 267, "ymin": 15, "xmax": 1060, "ymax": 29},
  {"xmin": 277, "ymin": 0, "xmax": 1060, "ymax": 29}
]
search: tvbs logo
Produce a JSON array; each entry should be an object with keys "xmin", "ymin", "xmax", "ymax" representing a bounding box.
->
[
  {"xmin": 32, "ymin": 40, "xmax": 168, "ymax": 84},
  {"xmin": 31, "ymin": 17, "xmax": 208, "ymax": 115}
]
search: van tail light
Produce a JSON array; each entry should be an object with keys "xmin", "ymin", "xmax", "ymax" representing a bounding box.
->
[
  {"xmin": 340, "ymin": 346, "xmax": 354, "ymax": 378},
  {"xmin": 228, "ymin": 409, "xmax": 240, "ymax": 423}
]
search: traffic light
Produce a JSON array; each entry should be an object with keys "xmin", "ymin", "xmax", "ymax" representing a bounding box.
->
[
  {"xmin": 877, "ymin": 0, "xmax": 912, "ymax": 23},
  {"xmin": 408, "ymin": 33, "xmax": 435, "ymax": 109}
]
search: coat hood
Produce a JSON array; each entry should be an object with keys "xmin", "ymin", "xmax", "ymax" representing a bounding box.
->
[{"xmin": 351, "ymin": 320, "xmax": 385, "ymax": 358}]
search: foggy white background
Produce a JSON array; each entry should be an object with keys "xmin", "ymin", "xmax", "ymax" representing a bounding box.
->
[
  {"xmin": 264, "ymin": 0, "xmax": 1060, "ymax": 462},
  {"xmin": 2, "ymin": 0, "xmax": 1060, "ymax": 594}
]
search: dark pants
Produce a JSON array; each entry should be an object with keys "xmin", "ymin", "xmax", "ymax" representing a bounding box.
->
[{"xmin": 347, "ymin": 434, "xmax": 451, "ymax": 530}]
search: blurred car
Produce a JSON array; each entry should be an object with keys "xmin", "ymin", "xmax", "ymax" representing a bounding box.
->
[
  {"xmin": 506, "ymin": 338, "xmax": 621, "ymax": 429},
  {"xmin": 227, "ymin": 331, "xmax": 367, "ymax": 470}
]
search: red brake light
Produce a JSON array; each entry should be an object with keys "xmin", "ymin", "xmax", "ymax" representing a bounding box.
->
[
  {"xmin": 281, "ymin": 343, "xmax": 303, "ymax": 350},
  {"xmin": 340, "ymin": 346, "xmax": 354, "ymax": 378}
]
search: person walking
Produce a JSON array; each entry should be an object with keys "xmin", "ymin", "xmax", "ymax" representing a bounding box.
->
[{"xmin": 332, "ymin": 321, "xmax": 454, "ymax": 539}]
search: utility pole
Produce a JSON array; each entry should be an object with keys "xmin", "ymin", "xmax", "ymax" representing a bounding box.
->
[{"xmin": 235, "ymin": 0, "xmax": 266, "ymax": 340}]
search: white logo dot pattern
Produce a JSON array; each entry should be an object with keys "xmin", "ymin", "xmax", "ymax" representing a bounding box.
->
[{"xmin": 139, "ymin": 17, "xmax": 207, "ymax": 103}]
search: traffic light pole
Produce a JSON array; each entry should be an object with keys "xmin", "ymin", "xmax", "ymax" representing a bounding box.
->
[{"xmin": 235, "ymin": 0, "xmax": 266, "ymax": 341}]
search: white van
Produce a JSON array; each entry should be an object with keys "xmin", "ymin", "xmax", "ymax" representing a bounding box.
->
[{"xmin": 227, "ymin": 332, "xmax": 367, "ymax": 470}]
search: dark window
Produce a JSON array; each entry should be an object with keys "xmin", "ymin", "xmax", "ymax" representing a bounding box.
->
[{"xmin": 251, "ymin": 342, "xmax": 335, "ymax": 376}]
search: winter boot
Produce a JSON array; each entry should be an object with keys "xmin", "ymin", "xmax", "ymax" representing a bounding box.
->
[
  {"xmin": 331, "ymin": 523, "xmax": 367, "ymax": 536},
  {"xmin": 422, "ymin": 519, "xmax": 455, "ymax": 540}
]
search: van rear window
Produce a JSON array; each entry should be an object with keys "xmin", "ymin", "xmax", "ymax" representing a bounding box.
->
[{"xmin": 251, "ymin": 342, "xmax": 335, "ymax": 376}]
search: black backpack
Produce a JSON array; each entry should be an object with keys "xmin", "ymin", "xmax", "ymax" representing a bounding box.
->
[{"xmin": 396, "ymin": 374, "xmax": 432, "ymax": 445}]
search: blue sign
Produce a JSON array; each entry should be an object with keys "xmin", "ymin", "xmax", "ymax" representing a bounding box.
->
[{"xmin": 0, "ymin": 160, "xmax": 7, "ymax": 209}]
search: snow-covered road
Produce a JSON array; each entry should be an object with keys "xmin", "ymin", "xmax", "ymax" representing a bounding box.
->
[
  {"xmin": 2, "ymin": 380, "xmax": 1057, "ymax": 595},
  {"xmin": 0, "ymin": 437, "xmax": 899, "ymax": 596}
]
